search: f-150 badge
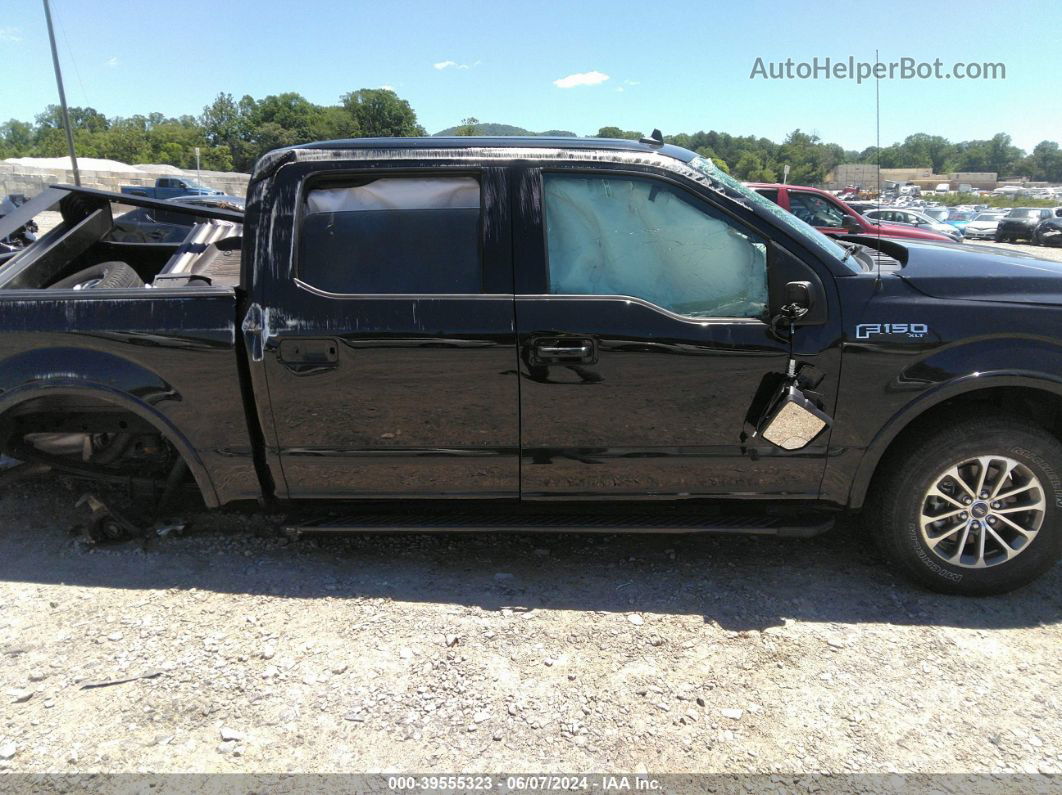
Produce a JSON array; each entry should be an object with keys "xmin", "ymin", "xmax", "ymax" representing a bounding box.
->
[{"xmin": 855, "ymin": 323, "xmax": 929, "ymax": 340}]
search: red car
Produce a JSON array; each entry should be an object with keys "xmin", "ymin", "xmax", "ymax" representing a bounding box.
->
[{"xmin": 746, "ymin": 183, "xmax": 955, "ymax": 242}]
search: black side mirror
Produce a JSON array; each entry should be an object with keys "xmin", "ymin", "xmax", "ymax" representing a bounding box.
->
[
  {"xmin": 842, "ymin": 215, "xmax": 862, "ymax": 233},
  {"xmin": 784, "ymin": 280, "xmax": 813, "ymax": 313}
]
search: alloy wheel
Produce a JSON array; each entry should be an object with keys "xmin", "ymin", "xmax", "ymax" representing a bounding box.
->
[{"xmin": 919, "ymin": 455, "xmax": 1045, "ymax": 568}]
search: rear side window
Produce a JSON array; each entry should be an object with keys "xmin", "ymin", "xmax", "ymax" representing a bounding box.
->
[
  {"xmin": 299, "ymin": 176, "xmax": 482, "ymax": 294},
  {"xmin": 754, "ymin": 188, "xmax": 779, "ymax": 204}
]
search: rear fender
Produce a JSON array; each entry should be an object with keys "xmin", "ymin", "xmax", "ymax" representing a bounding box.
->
[{"xmin": 0, "ymin": 348, "xmax": 218, "ymax": 506}]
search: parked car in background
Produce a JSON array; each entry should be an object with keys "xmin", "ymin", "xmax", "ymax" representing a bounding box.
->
[
  {"xmin": 1033, "ymin": 209, "xmax": 1062, "ymax": 247},
  {"xmin": 109, "ymin": 195, "xmax": 244, "ymax": 243},
  {"xmin": 845, "ymin": 200, "xmax": 879, "ymax": 215},
  {"xmin": 943, "ymin": 210, "xmax": 977, "ymax": 235},
  {"xmin": 996, "ymin": 207, "xmax": 1057, "ymax": 242},
  {"xmin": 119, "ymin": 177, "xmax": 224, "ymax": 200},
  {"xmin": 746, "ymin": 184, "xmax": 955, "ymax": 242},
  {"xmin": 963, "ymin": 211, "xmax": 1009, "ymax": 240},
  {"xmin": 863, "ymin": 208, "xmax": 963, "ymax": 242}
]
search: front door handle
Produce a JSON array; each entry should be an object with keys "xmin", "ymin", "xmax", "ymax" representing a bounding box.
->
[{"xmin": 532, "ymin": 338, "xmax": 596, "ymax": 364}]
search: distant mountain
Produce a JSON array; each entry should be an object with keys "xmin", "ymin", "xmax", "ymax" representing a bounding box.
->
[{"xmin": 433, "ymin": 122, "xmax": 578, "ymax": 137}]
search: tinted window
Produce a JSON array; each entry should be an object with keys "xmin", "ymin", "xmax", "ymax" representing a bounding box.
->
[
  {"xmin": 299, "ymin": 177, "xmax": 482, "ymax": 294},
  {"xmin": 754, "ymin": 188, "xmax": 780, "ymax": 204},
  {"xmin": 543, "ymin": 173, "xmax": 768, "ymax": 319},
  {"xmin": 788, "ymin": 192, "xmax": 847, "ymax": 228}
]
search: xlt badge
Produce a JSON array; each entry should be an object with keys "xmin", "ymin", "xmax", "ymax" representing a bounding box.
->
[{"xmin": 855, "ymin": 323, "xmax": 929, "ymax": 340}]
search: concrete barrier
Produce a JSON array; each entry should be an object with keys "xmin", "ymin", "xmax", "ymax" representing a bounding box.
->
[{"xmin": 0, "ymin": 163, "xmax": 250, "ymax": 200}]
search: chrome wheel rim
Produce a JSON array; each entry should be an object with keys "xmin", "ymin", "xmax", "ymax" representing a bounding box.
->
[{"xmin": 920, "ymin": 455, "xmax": 1045, "ymax": 569}]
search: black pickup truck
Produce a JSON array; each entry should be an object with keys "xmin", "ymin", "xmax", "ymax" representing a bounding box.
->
[{"xmin": 0, "ymin": 136, "xmax": 1059, "ymax": 595}]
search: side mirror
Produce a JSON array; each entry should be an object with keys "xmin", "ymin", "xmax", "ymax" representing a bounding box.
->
[
  {"xmin": 842, "ymin": 215, "xmax": 862, "ymax": 233},
  {"xmin": 784, "ymin": 280, "xmax": 813, "ymax": 313}
]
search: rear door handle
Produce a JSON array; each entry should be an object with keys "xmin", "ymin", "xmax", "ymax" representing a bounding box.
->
[
  {"xmin": 278, "ymin": 338, "xmax": 339, "ymax": 372},
  {"xmin": 532, "ymin": 338, "xmax": 596, "ymax": 364}
]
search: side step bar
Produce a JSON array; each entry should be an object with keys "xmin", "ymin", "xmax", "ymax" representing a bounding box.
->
[{"xmin": 284, "ymin": 512, "xmax": 834, "ymax": 538}]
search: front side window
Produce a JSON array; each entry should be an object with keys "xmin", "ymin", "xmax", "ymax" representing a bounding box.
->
[
  {"xmin": 299, "ymin": 176, "xmax": 481, "ymax": 294},
  {"xmin": 788, "ymin": 192, "xmax": 847, "ymax": 228},
  {"xmin": 543, "ymin": 173, "xmax": 768, "ymax": 319}
]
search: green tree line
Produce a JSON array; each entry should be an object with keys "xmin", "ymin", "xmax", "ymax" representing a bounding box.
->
[
  {"xmin": 0, "ymin": 88, "xmax": 423, "ymax": 173},
  {"xmin": 2, "ymin": 87, "xmax": 1060, "ymax": 184},
  {"xmin": 598, "ymin": 127, "xmax": 1062, "ymax": 185}
]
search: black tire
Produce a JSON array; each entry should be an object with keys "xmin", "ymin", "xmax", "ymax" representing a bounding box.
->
[
  {"xmin": 993, "ymin": 233, "xmax": 1004, "ymax": 243},
  {"xmin": 869, "ymin": 415, "xmax": 1062, "ymax": 595},
  {"xmin": 49, "ymin": 261, "xmax": 143, "ymax": 290}
]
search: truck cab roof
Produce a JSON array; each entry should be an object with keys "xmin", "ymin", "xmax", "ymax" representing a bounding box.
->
[{"xmin": 251, "ymin": 136, "xmax": 700, "ymax": 181}]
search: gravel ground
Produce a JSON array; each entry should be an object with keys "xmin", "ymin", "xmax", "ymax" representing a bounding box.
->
[
  {"xmin": 961, "ymin": 238, "xmax": 1062, "ymax": 262},
  {"xmin": 0, "ymin": 477, "xmax": 1058, "ymax": 776}
]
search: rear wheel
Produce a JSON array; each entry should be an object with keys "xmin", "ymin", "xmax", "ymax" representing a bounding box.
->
[{"xmin": 870, "ymin": 415, "xmax": 1062, "ymax": 595}]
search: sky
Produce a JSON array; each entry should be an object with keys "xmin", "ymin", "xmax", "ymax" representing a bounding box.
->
[{"xmin": 1, "ymin": 0, "xmax": 1060, "ymax": 153}]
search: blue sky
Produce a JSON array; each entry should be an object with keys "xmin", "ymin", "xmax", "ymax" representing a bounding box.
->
[{"xmin": 2, "ymin": 0, "xmax": 1059, "ymax": 152}]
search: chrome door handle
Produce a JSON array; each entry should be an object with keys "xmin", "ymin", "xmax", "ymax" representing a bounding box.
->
[{"xmin": 536, "ymin": 344, "xmax": 592, "ymax": 358}]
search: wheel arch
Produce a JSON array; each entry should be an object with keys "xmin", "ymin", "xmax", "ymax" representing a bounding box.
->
[
  {"xmin": 847, "ymin": 372, "xmax": 1062, "ymax": 509},
  {"xmin": 0, "ymin": 380, "xmax": 219, "ymax": 507}
]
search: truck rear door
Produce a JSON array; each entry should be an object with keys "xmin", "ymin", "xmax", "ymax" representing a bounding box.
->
[{"xmin": 249, "ymin": 163, "xmax": 519, "ymax": 499}]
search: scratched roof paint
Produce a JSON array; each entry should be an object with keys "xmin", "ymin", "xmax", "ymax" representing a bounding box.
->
[{"xmin": 250, "ymin": 138, "xmax": 699, "ymax": 184}]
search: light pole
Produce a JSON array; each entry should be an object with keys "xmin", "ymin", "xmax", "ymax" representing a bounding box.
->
[
  {"xmin": 42, "ymin": 0, "xmax": 80, "ymax": 186},
  {"xmin": 195, "ymin": 146, "xmax": 201, "ymax": 186}
]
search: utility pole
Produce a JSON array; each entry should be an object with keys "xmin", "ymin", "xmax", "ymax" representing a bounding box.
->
[{"xmin": 42, "ymin": 0, "xmax": 80, "ymax": 186}]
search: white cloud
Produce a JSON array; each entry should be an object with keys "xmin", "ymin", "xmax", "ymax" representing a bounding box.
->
[
  {"xmin": 105, "ymin": 56, "xmax": 119, "ymax": 68},
  {"xmin": 0, "ymin": 26, "xmax": 22, "ymax": 43},
  {"xmin": 380, "ymin": 84, "xmax": 395, "ymax": 91},
  {"xmin": 434, "ymin": 59, "xmax": 477, "ymax": 71},
  {"xmin": 553, "ymin": 70, "xmax": 609, "ymax": 89},
  {"xmin": 615, "ymin": 86, "xmax": 625, "ymax": 93},
  {"xmin": 624, "ymin": 80, "xmax": 640, "ymax": 86}
]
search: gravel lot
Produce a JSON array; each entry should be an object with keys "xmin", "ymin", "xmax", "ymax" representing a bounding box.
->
[
  {"xmin": 961, "ymin": 238, "xmax": 1062, "ymax": 262},
  {"xmin": 0, "ymin": 477, "xmax": 1059, "ymax": 777}
]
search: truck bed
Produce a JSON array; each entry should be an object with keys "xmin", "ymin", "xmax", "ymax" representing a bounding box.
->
[{"xmin": 0, "ymin": 185, "xmax": 260, "ymax": 507}]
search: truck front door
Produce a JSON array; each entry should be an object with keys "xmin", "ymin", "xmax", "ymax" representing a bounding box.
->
[
  {"xmin": 513, "ymin": 166, "xmax": 842, "ymax": 499},
  {"xmin": 253, "ymin": 164, "xmax": 519, "ymax": 499}
]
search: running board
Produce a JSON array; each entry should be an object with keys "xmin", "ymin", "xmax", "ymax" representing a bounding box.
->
[{"xmin": 284, "ymin": 512, "xmax": 834, "ymax": 538}]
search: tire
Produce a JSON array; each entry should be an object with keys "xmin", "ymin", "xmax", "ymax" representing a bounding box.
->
[
  {"xmin": 869, "ymin": 415, "xmax": 1062, "ymax": 595},
  {"xmin": 49, "ymin": 261, "xmax": 143, "ymax": 290},
  {"xmin": 993, "ymin": 233, "xmax": 1004, "ymax": 243}
]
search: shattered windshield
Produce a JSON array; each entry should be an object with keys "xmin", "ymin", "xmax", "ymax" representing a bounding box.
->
[{"xmin": 686, "ymin": 156, "xmax": 856, "ymax": 271}]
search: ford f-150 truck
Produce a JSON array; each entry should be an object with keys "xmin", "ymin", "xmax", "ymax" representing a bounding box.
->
[
  {"xmin": 0, "ymin": 136, "xmax": 1058, "ymax": 595},
  {"xmin": 120, "ymin": 176, "xmax": 224, "ymax": 200}
]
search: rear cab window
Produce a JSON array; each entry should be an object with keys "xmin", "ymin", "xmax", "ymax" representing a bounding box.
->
[{"xmin": 298, "ymin": 176, "xmax": 483, "ymax": 294}]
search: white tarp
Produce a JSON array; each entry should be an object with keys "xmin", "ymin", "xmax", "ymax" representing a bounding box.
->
[
  {"xmin": 544, "ymin": 175, "xmax": 768, "ymax": 318},
  {"xmin": 306, "ymin": 177, "xmax": 480, "ymax": 214}
]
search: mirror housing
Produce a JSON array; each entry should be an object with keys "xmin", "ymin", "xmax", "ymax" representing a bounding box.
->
[
  {"xmin": 842, "ymin": 215, "xmax": 862, "ymax": 233},
  {"xmin": 784, "ymin": 280, "xmax": 813, "ymax": 316}
]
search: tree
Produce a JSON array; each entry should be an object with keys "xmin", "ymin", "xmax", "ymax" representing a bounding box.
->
[
  {"xmin": 596, "ymin": 126, "xmax": 642, "ymax": 140},
  {"xmin": 777, "ymin": 129, "xmax": 828, "ymax": 184},
  {"xmin": 455, "ymin": 117, "xmax": 480, "ymax": 136},
  {"xmin": 340, "ymin": 89, "xmax": 424, "ymax": 137}
]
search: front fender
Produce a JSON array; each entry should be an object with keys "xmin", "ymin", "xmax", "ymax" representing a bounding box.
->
[{"xmin": 846, "ymin": 363, "xmax": 1062, "ymax": 510}]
